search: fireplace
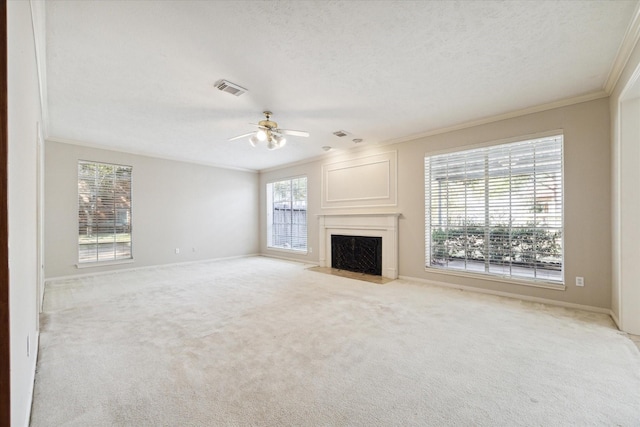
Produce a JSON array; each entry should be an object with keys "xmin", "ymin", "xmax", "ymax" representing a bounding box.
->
[
  {"xmin": 317, "ymin": 213, "xmax": 400, "ymax": 279},
  {"xmin": 331, "ymin": 235, "xmax": 382, "ymax": 275}
]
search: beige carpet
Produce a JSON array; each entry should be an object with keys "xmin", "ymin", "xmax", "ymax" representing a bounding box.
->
[{"xmin": 32, "ymin": 257, "xmax": 640, "ymax": 426}]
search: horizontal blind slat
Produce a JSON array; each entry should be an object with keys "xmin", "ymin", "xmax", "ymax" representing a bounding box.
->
[
  {"xmin": 425, "ymin": 135, "xmax": 563, "ymax": 283},
  {"xmin": 78, "ymin": 161, "xmax": 132, "ymax": 264}
]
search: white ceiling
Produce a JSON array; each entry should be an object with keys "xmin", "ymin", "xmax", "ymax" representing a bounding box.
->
[{"xmin": 45, "ymin": 0, "xmax": 638, "ymax": 171}]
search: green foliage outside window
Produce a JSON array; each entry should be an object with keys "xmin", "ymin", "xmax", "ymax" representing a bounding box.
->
[{"xmin": 430, "ymin": 222, "xmax": 562, "ymax": 270}]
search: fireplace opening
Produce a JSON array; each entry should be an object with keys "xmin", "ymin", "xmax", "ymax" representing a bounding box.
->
[{"xmin": 331, "ymin": 235, "xmax": 382, "ymax": 276}]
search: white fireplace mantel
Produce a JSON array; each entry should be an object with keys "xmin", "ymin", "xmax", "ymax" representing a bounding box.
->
[{"xmin": 317, "ymin": 213, "xmax": 400, "ymax": 279}]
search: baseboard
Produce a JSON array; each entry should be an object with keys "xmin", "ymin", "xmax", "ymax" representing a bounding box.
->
[
  {"xmin": 26, "ymin": 331, "xmax": 39, "ymax": 427},
  {"xmin": 398, "ymin": 275, "xmax": 611, "ymax": 315},
  {"xmin": 44, "ymin": 257, "xmax": 613, "ymax": 317},
  {"xmin": 260, "ymin": 253, "xmax": 319, "ymax": 267},
  {"xmin": 39, "ymin": 278, "xmax": 45, "ymax": 313},
  {"xmin": 610, "ymin": 309, "xmax": 622, "ymax": 330},
  {"xmin": 45, "ymin": 253, "xmax": 261, "ymax": 284}
]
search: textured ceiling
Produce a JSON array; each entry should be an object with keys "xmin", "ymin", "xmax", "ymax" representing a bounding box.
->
[{"xmin": 45, "ymin": 0, "xmax": 638, "ymax": 171}]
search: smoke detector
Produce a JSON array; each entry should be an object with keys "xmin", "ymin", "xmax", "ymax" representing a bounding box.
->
[{"xmin": 214, "ymin": 79, "xmax": 247, "ymax": 96}]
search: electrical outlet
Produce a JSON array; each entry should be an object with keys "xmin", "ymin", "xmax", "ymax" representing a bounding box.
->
[
  {"xmin": 309, "ymin": 247, "xmax": 313, "ymax": 253},
  {"xmin": 576, "ymin": 277, "xmax": 584, "ymax": 287},
  {"xmin": 175, "ymin": 248, "xmax": 180, "ymax": 254},
  {"xmin": 192, "ymin": 247, "xmax": 196, "ymax": 252}
]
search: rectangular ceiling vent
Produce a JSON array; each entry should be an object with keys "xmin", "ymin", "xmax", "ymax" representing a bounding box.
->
[
  {"xmin": 333, "ymin": 130, "xmax": 349, "ymax": 137},
  {"xmin": 214, "ymin": 79, "xmax": 247, "ymax": 96}
]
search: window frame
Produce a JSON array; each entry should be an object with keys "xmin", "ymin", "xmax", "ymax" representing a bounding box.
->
[
  {"xmin": 424, "ymin": 133, "xmax": 565, "ymax": 289},
  {"xmin": 77, "ymin": 160, "xmax": 133, "ymax": 266},
  {"xmin": 266, "ymin": 175, "xmax": 308, "ymax": 253}
]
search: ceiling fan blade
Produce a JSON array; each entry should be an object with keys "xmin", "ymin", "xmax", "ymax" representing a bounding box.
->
[
  {"xmin": 249, "ymin": 123, "xmax": 270, "ymax": 129},
  {"xmin": 277, "ymin": 129, "xmax": 309, "ymax": 137},
  {"xmin": 228, "ymin": 132, "xmax": 255, "ymax": 141}
]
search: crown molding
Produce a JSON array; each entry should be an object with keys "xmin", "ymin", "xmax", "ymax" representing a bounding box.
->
[
  {"xmin": 258, "ymin": 142, "xmax": 394, "ymax": 174},
  {"xmin": 604, "ymin": 2, "xmax": 640, "ymax": 94},
  {"xmin": 381, "ymin": 90, "xmax": 609, "ymax": 147},
  {"xmin": 260, "ymin": 90, "xmax": 609, "ymax": 174},
  {"xmin": 259, "ymin": 152, "xmax": 334, "ymax": 174},
  {"xmin": 46, "ymin": 137, "xmax": 259, "ymax": 174}
]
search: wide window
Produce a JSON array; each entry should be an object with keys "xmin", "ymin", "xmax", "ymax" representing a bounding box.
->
[
  {"xmin": 267, "ymin": 176, "xmax": 307, "ymax": 251},
  {"xmin": 78, "ymin": 161, "xmax": 132, "ymax": 263},
  {"xmin": 425, "ymin": 135, "xmax": 563, "ymax": 284}
]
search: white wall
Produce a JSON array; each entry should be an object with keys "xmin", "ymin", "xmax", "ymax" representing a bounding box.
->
[
  {"xmin": 8, "ymin": 1, "xmax": 42, "ymax": 425},
  {"xmin": 45, "ymin": 141, "xmax": 259, "ymax": 279},
  {"xmin": 610, "ymin": 33, "xmax": 640, "ymax": 332},
  {"xmin": 261, "ymin": 98, "xmax": 612, "ymax": 309}
]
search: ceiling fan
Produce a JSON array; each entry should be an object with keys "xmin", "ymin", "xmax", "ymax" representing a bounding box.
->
[{"xmin": 228, "ymin": 111, "xmax": 309, "ymax": 150}]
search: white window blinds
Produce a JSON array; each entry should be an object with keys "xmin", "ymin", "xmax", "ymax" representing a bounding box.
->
[
  {"xmin": 425, "ymin": 135, "xmax": 563, "ymax": 283},
  {"xmin": 78, "ymin": 161, "xmax": 132, "ymax": 263},
  {"xmin": 267, "ymin": 177, "xmax": 307, "ymax": 251}
]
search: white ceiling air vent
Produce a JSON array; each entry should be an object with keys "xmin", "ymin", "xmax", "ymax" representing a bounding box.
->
[
  {"xmin": 214, "ymin": 79, "xmax": 247, "ymax": 96},
  {"xmin": 333, "ymin": 130, "xmax": 349, "ymax": 137}
]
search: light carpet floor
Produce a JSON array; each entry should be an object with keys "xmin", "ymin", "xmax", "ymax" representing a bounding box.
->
[{"xmin": 32, "ymin": 256, "xmax": 640, "ymax": 426}]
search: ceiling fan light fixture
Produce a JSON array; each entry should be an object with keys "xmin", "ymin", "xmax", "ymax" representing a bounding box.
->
[
  {"xmin": 275, "ymin": 135, "xmax": 286, "ymax": 148},
  {"xmin": 228, "ymin": 111, "xmax": 309, "ymax": 150},
  {"xmin": 249, "ymin": 134, "xmax": 260, "ymax": 147}
]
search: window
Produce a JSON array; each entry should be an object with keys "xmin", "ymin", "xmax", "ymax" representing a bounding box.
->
[
  {"xmin": 267, "ymin": 177, "xmax": 307, "ymax": 251},
  {"xmin": 78, "ymin": 161, "xmax": 132, "ymax": 263},
  {"xmin": 425, "ymin": 135, "xmax": 563, "ymax": 284}
]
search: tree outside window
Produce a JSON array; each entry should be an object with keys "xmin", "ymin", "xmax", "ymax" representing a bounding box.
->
[{"xmin": 78, "ymin": 161, "xmax": 132, "ymax": 263}]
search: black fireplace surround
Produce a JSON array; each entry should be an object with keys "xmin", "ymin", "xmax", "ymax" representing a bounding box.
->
[{"xmin": 331, "ymin": 235, "xmax": 382, "ymax": 276}]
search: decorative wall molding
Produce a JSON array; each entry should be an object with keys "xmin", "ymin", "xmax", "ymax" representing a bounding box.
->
[
  {"xmin": 321, "ymin": 151, "xmax": 397, "ymax": 209},
  {"xmin": 326, "ymin": 160, "xmax": 390, "ymax": 202}
]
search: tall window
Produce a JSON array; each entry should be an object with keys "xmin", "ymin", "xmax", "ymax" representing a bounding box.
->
[
  {"xmin": 425, "ymin": 135, "xmax": 563, "ymax": 284},
  {"xmin": 267, "ymin": 177, "xmax": 307, "ymax": 251},
  {"xmin": 78, "ymin": 161, "xmax": 132, "ymax": 263}
]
